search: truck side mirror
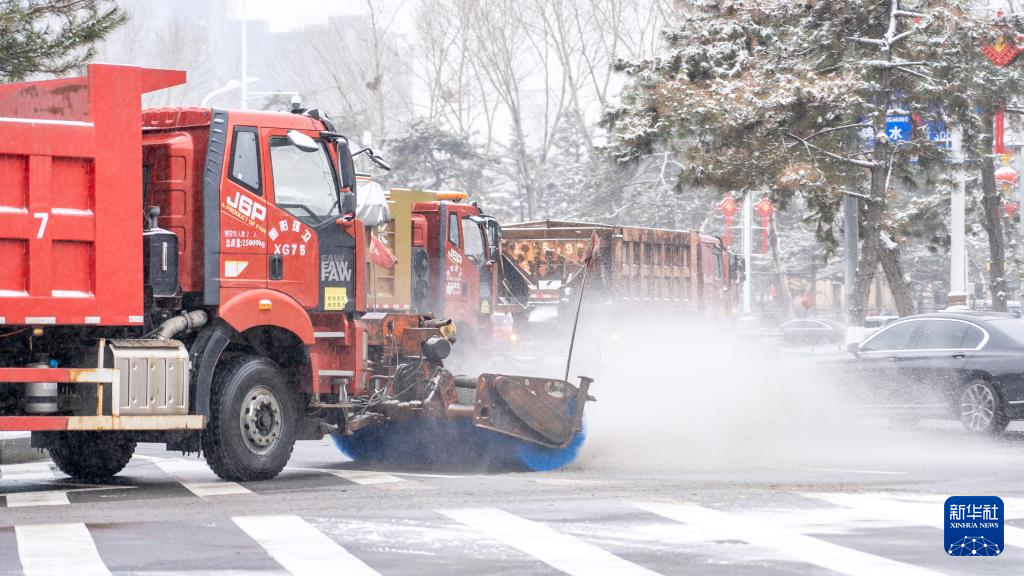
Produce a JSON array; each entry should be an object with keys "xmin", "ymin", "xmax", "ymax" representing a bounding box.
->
[
  {"xmin": 340, "ymin": 191, "xmax": 356, "ymax": 215},
  {"xmin": 487, "ymin": 218, "xmax": 501, "ymax": 261},
  {"xmin": 336, "ymin": 138, "xmax": 356, "ymax": 194}
]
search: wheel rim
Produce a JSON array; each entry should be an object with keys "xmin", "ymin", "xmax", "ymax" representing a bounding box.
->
[
  {"xmin": 961, "ymin": 382, "xmax": 996, "ymax": 432},
  {"xmin": 239, "ymin": 385, "xmax": 283, "ymax": 455}
]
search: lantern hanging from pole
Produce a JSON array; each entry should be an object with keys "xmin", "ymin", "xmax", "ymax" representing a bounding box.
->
[
  {"xmin": 717, "ymin": 195, "xmax": 738, "ymax": 247},
  {"xmin": 995, "ymin": 155, "xmax": 1018, "ymax": 196},
  {"xmin": 753, "ymin": 197, "xmax": 775, "ymax": 254},
  {"xmin": 1005, "ymin": 201, "xmax": 1020, "ymax": 219}
]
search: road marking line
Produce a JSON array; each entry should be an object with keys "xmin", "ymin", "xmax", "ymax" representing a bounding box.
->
[
  {"xmin": 847, "ymin": 492, "xmax": 1024, "ymax": 517},
  {"xmin": 290, "ymin": 466, "xmax": 464, "ymax": 480},
  {"xmin": 16, "ymin": 523, "xmax": 111, "ymax": 576},
  {"xmin": 6, "ymin": 490, "xmax": 70, "ymax": 507},
  {"xmin": 805, "ymin": 492, "xmax": 1024, "ymax": 549},
  {"xmin": 234, "ymin": 515, "xmax": 380, "ymax": 576},
  {"xmin": 148, "ymin": 457, "xmax": 252, "ymax": 497},
  {"xmin": 1, "ymin": 462, "xmax": 55, "ymax": 481},
  {"xmin": 783, "ymin": 467, "xmax": 908, "ymax": 476},
  {"xmin": 440, "ymin": 507, "xmax": 663, "ymax": 576},
  {"xmin": 324, "ymin": 469, "xmax": 405, "ymax": 485},
  {"xmin": 633, "ymin": 501, "xmax": 943, "ymax": 576}
]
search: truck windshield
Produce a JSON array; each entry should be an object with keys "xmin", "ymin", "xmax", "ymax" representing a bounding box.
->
[{"xmin": 270, "ymin": 136, "xmax": 339, "ymax": 221}]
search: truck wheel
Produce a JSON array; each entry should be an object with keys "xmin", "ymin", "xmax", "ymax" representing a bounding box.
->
[
  {"xmin": 202, "ymin": 355, "xmax": 298, "ymax": 481},
  {"xmin": 49, "ymin": 432, "xmax": 136, "ymax": 480}
]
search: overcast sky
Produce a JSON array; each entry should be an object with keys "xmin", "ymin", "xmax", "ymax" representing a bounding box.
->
[{"xmin": 230, "ymin": 0, "xmax": 408, "ymax": 32}]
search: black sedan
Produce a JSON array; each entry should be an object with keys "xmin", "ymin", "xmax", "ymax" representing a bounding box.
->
[
  {"xmin": 831, "ymin": 312, "xmax": 1024, "ymax": 434},
  {"xmin": 778, "ymin": 318, "xmax": 845, "ymax": 346}
]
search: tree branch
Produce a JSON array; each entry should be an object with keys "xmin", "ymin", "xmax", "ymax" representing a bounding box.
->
[
  {"xmin": 895, "ymin": 65, "xmax": 935, "ymax": 86},
  {"xmin": 894, "ymin": 9, "xmax": 927, "ymax": 19},
  {"xmin": 803, "ymin": 122, "xmax": 872, "ymax": 141},
  {"xmin": 786, "ymin": 133, "xmax": 881, "ymax": 168},
  {"xmin": 847, "ymin": 36, "xmax": 884, "ymax": 47},
  {"xmin": 862, "ymin": 59, "xmax": 929, "ymax": 68}
]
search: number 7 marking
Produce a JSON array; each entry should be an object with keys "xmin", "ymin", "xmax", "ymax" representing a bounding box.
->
[{"xmin": 33, "ymin": 212, "xmax": 48, "ymax": 239}]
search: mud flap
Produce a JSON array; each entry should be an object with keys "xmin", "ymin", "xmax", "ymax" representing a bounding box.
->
[{"xmin": 472, "ymin": 374, "xmax": 593, "ymax": 448}]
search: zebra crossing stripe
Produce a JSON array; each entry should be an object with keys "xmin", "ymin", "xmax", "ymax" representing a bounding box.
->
[
  {"xmin": 15, "ymin": 523, "xmax": 111, "ymax": 576},
  {"xmin": 805, "ymin": 492, "xmax": 1024, "ymax": 550},
  {"xmin": 233, "ymin": 515, "xmax": 380, "ymax": 576},
  {"xmin": 440, "ymin": 507, "xmax": 663, "ymax": 576},
  {"xmin": 1, "ymin": 462, "xmax": 70, "ymax": 507},
  {"xmin": 1, "ymin": 462, "xmax": 55, "ymax": 481},
  {"xmin": 323, "ymin": 469, "xmax": 405, "ymax": 485},
  {"xmin": 147, "ymin": 457, "xmax": 252, "ymax": 497},
  {"xmin": 6, "ymin": 490, "xmax": 70, "ymax": 507},
  {"xmin": 633, "ymin": 501, "xmax": 944, "ymax": 576}
]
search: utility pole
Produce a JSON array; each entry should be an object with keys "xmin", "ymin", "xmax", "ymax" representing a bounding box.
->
[
  {"xmin": 742, "ymin": 193, "xmax": 752, "ymax": 316},
  {"xmin": 240, "ymin": 0, "xmax": 248, "ymax": 110},
  {"xmin": 949, "ymin": 129, "xmax": 968, "ymax": 307},
  {"xmin": 1016, "ymin": 126, "xmax": 1024, "ymax": 273}
]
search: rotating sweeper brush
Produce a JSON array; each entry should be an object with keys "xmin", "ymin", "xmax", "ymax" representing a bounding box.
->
[{"xmin": 332, "ymin": 374, "xmax": 593, "ymax": 472}]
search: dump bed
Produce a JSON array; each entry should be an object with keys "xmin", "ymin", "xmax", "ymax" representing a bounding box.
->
[
  {"xmin": 500, "ymin": 220, "xmax": 711, "ymax": 312},
  {"xmin": 0, "ymin": 64, "xmax": 184, "ymax": 326}
]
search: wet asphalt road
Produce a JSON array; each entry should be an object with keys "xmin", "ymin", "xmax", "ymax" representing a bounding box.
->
[{"xmin": 2, "ymin": 420, "xmax": 1024, "ymax": 576}]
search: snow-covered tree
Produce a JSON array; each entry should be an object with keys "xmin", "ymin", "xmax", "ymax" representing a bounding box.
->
[
  {"xmin": 924, "ymin": 8, "xmax": 1024, "ymax": 311},
  {"xmin": 604, "ymin": 0, "xmax": 1023, "ymax": 323},
  {"xmin": 0, "ymin": 0, "xmax": 126, "ymax": 82}
]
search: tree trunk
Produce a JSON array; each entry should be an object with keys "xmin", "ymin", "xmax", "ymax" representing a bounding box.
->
[
  {"xmin": 878, "ymin": 231, "xmax": 916, "ymax": 316},
  {"xmin": 850, "ymin": 166, "xmax": 885, "ymax": 325},
  {"xmin": 979, "ymin": 106, "xmax": 1009, "ymax": 312},
  {"xmin": 768, "ymin": 215, "xmax": 794, "ymax": 319},
  {"xmin": 851, "ymin": 47, "xmax": 916, "ymax": 322}
]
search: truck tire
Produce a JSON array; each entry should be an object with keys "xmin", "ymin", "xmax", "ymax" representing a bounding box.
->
[
  {"xmin": 49, "ymin": 432, "xmax": 136, "ymax": 480},
  {"xmin": 201, "ymin": 355, "xmax": 298, "ymax": 481}
]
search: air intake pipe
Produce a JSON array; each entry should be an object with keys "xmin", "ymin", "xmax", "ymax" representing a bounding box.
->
[{"xmin": 153, "ymin": 310, "xmax": 208, "ymax": 340}]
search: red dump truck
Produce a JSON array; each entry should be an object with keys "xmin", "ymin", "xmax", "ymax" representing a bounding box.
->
[
  {"xmin": 499, "ymin": 220, "xmax": 741, "ymax": 325},
  {"xmin": 0, "ymin": 65, "xmax": 591, "ymax": 480}
]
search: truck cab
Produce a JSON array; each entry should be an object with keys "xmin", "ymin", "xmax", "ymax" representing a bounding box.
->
[
  {"xmin": 0, "ymin": 65, "xmax": 591, "ymax": 481},
  {"xmin": 365, "ymin": 188, "xmax": 505, "ymax": 367}
]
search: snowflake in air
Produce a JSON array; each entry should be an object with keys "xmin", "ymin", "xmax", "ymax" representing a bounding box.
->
[{"xmin": 948, "ymin": 537, "xmax": 1001, "ymax": 556}]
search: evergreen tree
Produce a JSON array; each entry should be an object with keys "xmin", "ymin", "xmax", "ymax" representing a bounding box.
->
[
  {"xmin": 926, "ymin": 10, "xmax": 1024, "ymax": 311},
  {"xmin": 603, "ymin": 0, "xmax": 1018, "ymax": 323},
  {"xmin": 379, "ymin": 119, "xmax": 492, "ymax": 197},
  {"xmin": 0, "ymin": 0, "xmax": 126, "ymax": 82}
]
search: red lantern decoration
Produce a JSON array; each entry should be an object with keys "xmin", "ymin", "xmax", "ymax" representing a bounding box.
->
[
  {"xmin": 995, "ymin": 164, "xmax": 1019, "ymax": 187},
  {"xmin": 753, "ymin": 197, "xmax": 775, "ymax": 254},
  {"xmin": 717, "ymin": 195, "xmax": 738, "ymax": 248},
  {"xmin": 1005, "ymin": 201, "xmax": 1020, "ymax": 219}
]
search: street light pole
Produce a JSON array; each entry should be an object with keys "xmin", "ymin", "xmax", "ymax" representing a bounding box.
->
[
  {"xmin": 742, "ymin": 193, "xmax": 752, "ymax": 316},
  {"xmin": 1016, "ymin": 139, "xmax": 1024, "ymax": 271},
  {"xmin": 949, "ymin": 128, "xmax": 968, "ymax": 307},
  {"xmin": 200, "ymin": 77, "xmax": 258, "ymax": 108},
  {"xmin": 240, "ymin": 0, "xmax": 248, "ymax": 110}
]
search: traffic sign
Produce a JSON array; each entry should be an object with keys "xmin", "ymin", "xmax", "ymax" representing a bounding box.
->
[{"xmin": 886, "ymin": 114, "xmax": 913, "ymax": 144}]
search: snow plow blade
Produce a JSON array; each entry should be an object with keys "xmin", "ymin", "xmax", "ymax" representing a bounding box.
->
[{"xmin": 471, "ymin": 374, "xmax": 593, "ymax": 449}]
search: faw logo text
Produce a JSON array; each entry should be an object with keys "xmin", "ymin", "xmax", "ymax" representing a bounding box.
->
[
  {"xmin": 320, "ymin": 255, "xmax": 352, "ymax": 282},
  {"xmin": 225, "ymin": 191, "xmax": 267, "ymax": 222}
]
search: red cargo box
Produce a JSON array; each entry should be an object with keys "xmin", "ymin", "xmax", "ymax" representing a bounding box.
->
[{"xmin": 0, "ymin": 64, "xmax": 184, "ymax": 326}]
